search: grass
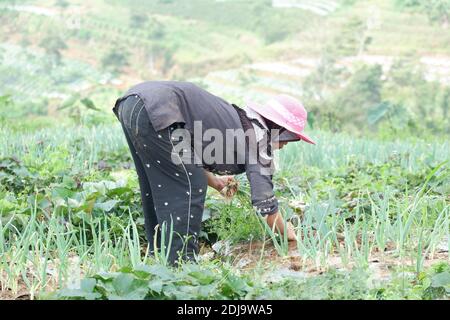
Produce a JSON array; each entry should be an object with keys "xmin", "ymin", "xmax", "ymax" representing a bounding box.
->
[
  {"xmin": 0, "ymin": 121, "xmax": 447, "ymax": 299},
  {"xmin": 0, "ymin": 209, "xmax": 147, "ymax": 299}
]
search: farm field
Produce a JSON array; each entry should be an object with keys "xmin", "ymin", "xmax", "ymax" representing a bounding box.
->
[
  {"xmin": 0, "ymin": 0, "xmax": 449, "ymax": 300},
  {"xmin": 1, "ymin": 124, "xmax": 448, "ymax": 300}
]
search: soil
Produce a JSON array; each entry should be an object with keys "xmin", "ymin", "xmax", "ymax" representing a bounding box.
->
[
  {"xmin": 0, "ymin": 277, "xmax": 31, "ymax": 300},
  {"xmin": 2, "ymin": 237, "xmax": 447, "ymax": 299},
  {"xmin": 213, "ymin": 238, "xmax": 449, "ymax": 282}
]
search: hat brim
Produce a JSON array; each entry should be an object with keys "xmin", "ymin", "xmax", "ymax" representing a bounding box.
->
[
  {"xmin": 277, "ymin": 130, "xmax": 301, "ymax": 142},
  {"xmin": 295, "ymin": 132, "xmax": 316, "ymax": 145},
  {"xmin": 246, "ymin": 100, "xmax": 316, "ymax": 145}
]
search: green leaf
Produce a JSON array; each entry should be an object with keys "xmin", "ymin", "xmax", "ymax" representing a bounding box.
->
[
  {"xmin": 431, "ymin": 272, "xmax": 450, "ymax": 289},
  {"xmin": 0, "ymin": 199, "xmax": 16, "ymax": 213},
  {"xmin": 146, "ymin": 265, "xmax": 174, "ymax": 281},
  {"xmin": 62, "ymin": 176, "xmax": 77, "ymax": 189},
  {"xmin": 197, "ymin": 283, "xmax": 217, "ymax": 298},
  {"xmin": 94, "ymin": 199, "xmax": 119, "ymax": 212},
  {"xmin": 57, "ymin": 288, "xmax": 101, "ymax": 300},
  {"xmin": 112, "ymin": 273, "xmax": 135, "ymax": 295},
  {"xmin": 148, "ymin": 279, "xmax": 164, "ymax": 294},
  {"xmin": 187, "ymin": 270, "xmax": 216, "ymax": 285},
  {"xmin": 0, "ymin": 95, "xmax": 12, "ymax": 106},
  {"xmin": 93, "ymin": 272, "xmax": 116, "ymax": 282},
  {"xmin": 80, "ymin": 278, "xmax": 97, "ymax": 292},
  {"xmin": 52, "ymin": 187, "xmax": 76, "ymax": 199},
  {"xmin": 81, "ymin": 98, "xmax": 100, "ymax": 111},
  {"xmin": 133, "ymin": 264, "xmax": 151, "ymax": 276},
  {"xmin": 367, "ymin": 102, "xmax": 391, "ymax": 125},
  {"xmin": 115, "ymin": 285, "xmax": 148, "ymax": 300},
  {"xmin": 107, "ymin": 186, "xmax": 132, "ymax": 197},
  {"xmin": 221, "ymin": 274, "xmax": 250, "ymax": 298},
  {"xmin": 58, "ymin": 95, "xmax": 80, "ymax": 110}
]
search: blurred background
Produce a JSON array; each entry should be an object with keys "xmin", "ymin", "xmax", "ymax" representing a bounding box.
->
[{"xmin": 0, "ymin": 0, "xmax": 449, "ymax": 138}]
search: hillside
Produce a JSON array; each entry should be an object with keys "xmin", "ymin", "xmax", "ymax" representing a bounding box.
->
[{"xmin": 0, "ymin": 0, "xmax": 449, "ymax": 135}]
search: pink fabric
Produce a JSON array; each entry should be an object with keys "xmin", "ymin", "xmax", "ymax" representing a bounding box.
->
[{"xmin": 246, "ymin": 94, "xmax": 316, "ymax": 145}]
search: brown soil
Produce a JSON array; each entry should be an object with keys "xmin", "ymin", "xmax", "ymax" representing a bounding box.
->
[
  {"xmin": 0, "ymin": 279, "xmax": 31, "ymax": 301},
  {"xmin": 220, "ymin": 239, "xmax": 449, "ymax": 280}
]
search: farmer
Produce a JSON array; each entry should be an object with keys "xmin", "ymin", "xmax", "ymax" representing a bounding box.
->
[{"xmin": 113, "ymin": 81, "xmax": 315, "ymax": 265}]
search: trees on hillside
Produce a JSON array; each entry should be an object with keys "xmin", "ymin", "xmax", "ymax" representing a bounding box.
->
[
  {"xmin": 39, "ymin": 35, "xmax": 68, "ymax": 66},
  {"xmin": 396, "ymin": 0, "xmax": 450, "ymax": 27},
  {"xmin": 55, "ymin": 0, "xmax": 69, "ymax": 9},
  {"xmin": 101, "ymin": 47, "xmax": 129, "ymax": 75},
  {"xmin": 333, "ymin": 17, "xmax": 372, "ymax": 57},
  {"xmin": 438, "ymin": 87, "xmax": 450, "ymax": 119},
  {"xmin": 129, "ymin": 13, "xmax": 149, "ymax": 29},
  {"xmin": 425, "ymin": 0, "xmax": 450, "ymax": 27},
  {"xmin": 334, "ymin": 65, "xmax": 383, "ymax": 126}
]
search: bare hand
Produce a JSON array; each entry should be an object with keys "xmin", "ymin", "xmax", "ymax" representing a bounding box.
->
[
  {"xmin": 205, "ymin": 171, "xmax": 237, "ymax": 197},
  {"xmin": 214, "ymin": 176, "xmax": 235, "ymax": 192},
  {"xmin": 266, "ymin": 212, "xmax": 297, "ymax": 241}
]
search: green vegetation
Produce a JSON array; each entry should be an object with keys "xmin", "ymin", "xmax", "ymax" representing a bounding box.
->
[
  {"xmin": 0, "ymin": 0, "xmax": 449, "ymax": 300},
  {"xmin": 1, "ymin": 120, "xmax": 448, "ymax": 299},
  {"xmin": 50, "ymin": 262, "xmax": 450, "ymax": 300},
  {"xmin": 396, "ymin": 0, "xmax": 450, "ymax": 26}
]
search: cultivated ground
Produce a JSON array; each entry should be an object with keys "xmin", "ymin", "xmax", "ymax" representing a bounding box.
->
[{"xmin": 0, "ymin": 0, "xmax": 449, "ymax": 300}]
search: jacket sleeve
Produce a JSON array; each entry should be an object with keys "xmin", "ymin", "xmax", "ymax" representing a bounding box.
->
[
  {"xmin": 246, "ymin": 164, "xmax": 278, "ymax": 216},
  {"xmin": 238, "ymin": 107, "xmax": 278, "ymax": 216}
]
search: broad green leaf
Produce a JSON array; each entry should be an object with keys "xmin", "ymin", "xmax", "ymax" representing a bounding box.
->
[
  {"xmin": 187, "ymin": 270, "xmax": 216, "ymax": 285},
  {"xmin": 62, "ymin": 176, "xmax": 77, "ymax": 189},
  {"xmin": 148, "ymin": 279, "xmax": 164, "ymax": 294},
  {"xmin": 146, "ymin": 265, "xmax": 174, "ymax": 281},
  {"xmin": 80, "ymin": 278, "xmax": 97, "ymax": 292},
  {"xmin": 133, "ymin": 264, "xmax": 152, "ymax": 278},
  {"xmin": 112, "ymin": 273, "xmax": 135, "ymax": 295},
  {"xmin": 197, "ymin": 284, "xmax": 217, "ymax": 298},
  {"xmin": 57, "ymin": 288, "xmax": 101, "ymax": 300},
  {"xmin": 431, "ymin": 272, "xmax": 450, "ymax": 289},
  {"xmin": 52, "ymin": 187, "xmax": 76, "ymax": 199},
  {"xmin": 95, "ymin": 199, "xmax": 119, "ymax": 212}
]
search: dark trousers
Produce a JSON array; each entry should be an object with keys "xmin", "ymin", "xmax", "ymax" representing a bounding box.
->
[{"xmin": 115, "ymin": 95, "xmax": 207, "ymax": 265}]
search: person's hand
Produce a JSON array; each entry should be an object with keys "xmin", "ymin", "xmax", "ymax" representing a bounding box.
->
[
  {"xmin": 285, "ymin": 222, "xmax": 297, "ymax": 241},
  {"xmin": 213, "ymin": 176, "xmax": 235, "ymax": 192},
  {"xmin": 265, "ymin": 212, "xmax": 297, "ymax": 241},
  {"xmin": 205, "ymin": 171, "xmax": 238, "ymax": 197}
]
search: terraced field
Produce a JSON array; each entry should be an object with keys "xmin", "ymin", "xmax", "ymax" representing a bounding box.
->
[
  {"xmin": 272, "ymin": 0, "xmax": 339, "ymax": 16},
  {"xmin": 2, "ymin": 0, "xmax": 449, "ymax": 111}
]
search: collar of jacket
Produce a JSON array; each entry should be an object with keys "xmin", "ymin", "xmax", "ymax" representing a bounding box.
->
[
  {"xmin": 243, "ymin": 107, "xmax": 274, "ymax": 163},
  {"xmin": 243, "ymin": 107, "xmax": 269, "ymax": 143}
]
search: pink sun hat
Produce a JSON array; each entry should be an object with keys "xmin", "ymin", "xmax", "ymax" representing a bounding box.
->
[{"xmin": 246, "ymin": 94, "xmax": 316, "ymax": 145}]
